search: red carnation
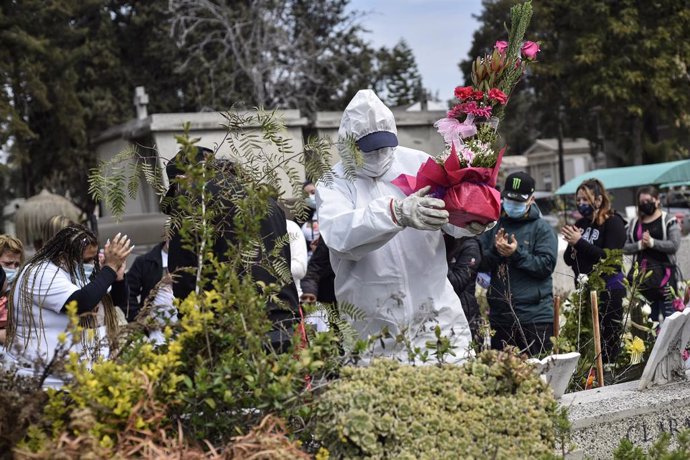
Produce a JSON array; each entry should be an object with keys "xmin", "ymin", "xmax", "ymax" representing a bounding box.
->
[
  {"xmin": 488, "ymin": 88, "xmax": 508, "ymax": 105},
  {"xmin": 472, "ymin": 90, "xmax": 484, "ymax": 100},
  {"xmin": 454, "ymin": 86, "xmax": 474, "ymax": 101}
]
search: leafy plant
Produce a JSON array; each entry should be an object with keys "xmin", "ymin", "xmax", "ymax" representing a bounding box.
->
[
  {"xmin": 554, "ymin": 250, "xmax": 658, "ymax": 391},
  {"xmin": 313, "ymin": 350, "xmax": 560, "ymax": 459}
]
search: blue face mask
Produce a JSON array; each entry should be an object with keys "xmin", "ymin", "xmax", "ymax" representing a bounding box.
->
[
  {"xmin": 503, "ymin": 199, "xmax": 529, "ymax": 219},
  {"xmin": 577, "ymin": 203, "xmax": 594, "ymax": 217},
  {"xmin": 3, "ymin": 268, "xmax": 17, "ymax": 285},
  {"xmin": 83, "ymin": 263, "xmax": 95, "ymax": 281},
  {"xmin": 305, "ymin": 195, "xmax": 316, "ymax": 209}
]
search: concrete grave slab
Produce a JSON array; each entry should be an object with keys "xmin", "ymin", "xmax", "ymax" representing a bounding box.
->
[{"xmin": 560, "ymin": 379, "xmax": 690, "ymax": 459}]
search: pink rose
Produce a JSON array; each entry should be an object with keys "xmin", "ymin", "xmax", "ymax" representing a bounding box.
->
[
  {"xmin": 673, "ymin": 297, "xmax": 685, "ymax": 312},
  {"xmin": 494, "ymin": 40, "xmax": 508, "ymax": 54},
  {"xmin": 521, "ymin": 41, "xmax": 540, "ymax": 60}
]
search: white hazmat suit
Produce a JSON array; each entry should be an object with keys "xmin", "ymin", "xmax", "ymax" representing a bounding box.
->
[{"xmin": 316, "ymin": 90, "xmax": 472, "ymax": 363}]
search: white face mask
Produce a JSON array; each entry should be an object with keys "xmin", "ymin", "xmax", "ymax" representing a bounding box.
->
[
  {"xmin": 361, "ymin": 147, "xmax": 395, "ymax": 178},
  {"xmin": 82, "ymin": 263, "xmax": 95, "ymax": 281},
  {"xmin": 3, "ymin": 267, "xmax": 17, "ymax": 285}
]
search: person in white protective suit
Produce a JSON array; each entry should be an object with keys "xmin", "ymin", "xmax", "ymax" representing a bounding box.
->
[{"xmin": 316, "ymin": 90, "xmax": 487, "ymax": 363}]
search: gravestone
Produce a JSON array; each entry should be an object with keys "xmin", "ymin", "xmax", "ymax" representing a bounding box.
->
[
  {"xmin": 560, "ymin": 308, "xmax": 690, "ymax": 458},
  {"xmin": 639, "ymin": 308, "xmax": 690, "ymax": 389},
  {"xmin": 560, "ymin": 379, "xmax": 690, "ymax": 459}
]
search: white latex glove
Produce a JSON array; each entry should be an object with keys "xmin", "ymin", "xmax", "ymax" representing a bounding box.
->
[
  {"xmin": 442, "ymin": 223, "xmax": 475, "ymax": 239},
  {"xmin": 393, "ymin": 186, "xmax": 449, "ymax": 230},
  {"xmin": 443, "ymin": 221, "xmax": 496, "ymax": 238}
]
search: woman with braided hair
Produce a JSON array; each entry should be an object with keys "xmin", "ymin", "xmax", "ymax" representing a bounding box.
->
[{"xmin": 4, "ymin": 225, "xmax": 132, "ymax": 384}]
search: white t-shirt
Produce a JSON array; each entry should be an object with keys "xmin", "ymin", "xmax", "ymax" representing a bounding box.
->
[
  {"xmin": 5, "ymin": 262, "xmax": 111, "ymax": 370},
  {"xmin": 286, "ymin": 219, "xmax": 307, "ymax": 296},
  {"xmin": 161, "ymin": 248, "xmax": 169, "ymax": 269},
  {"xmin": 6, "ymin": 261, "xmax": 78, "ymax": 367}
]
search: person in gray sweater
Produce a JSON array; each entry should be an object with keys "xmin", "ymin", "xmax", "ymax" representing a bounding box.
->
[{"xmin": 623, "ymin": 186, "xmax": 681, "ymax": 320}]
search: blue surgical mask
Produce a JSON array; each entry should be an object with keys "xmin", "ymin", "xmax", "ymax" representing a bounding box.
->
[
  {"xmin": 305, "ymin": 195, "xmax": 316, "ymax": 209},
  {"xmin": 577, "ymin": 203, "xmax": 594, "ymax": 217},
  {"xmin": 503, "ymin": 199, "xmax": 528, "ymax": 219},
  {"xmin": 83, "ymin": 263, "xmax": 95, "ymax": 281},
  {"xmin": 3, "ymin": 268, "xmax": 17, "ymax": 285}
]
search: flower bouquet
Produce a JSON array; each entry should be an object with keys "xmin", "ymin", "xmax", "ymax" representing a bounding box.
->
[{"xmin": 392, "ymin": 0, "xmax": 540, "ymax": 228}]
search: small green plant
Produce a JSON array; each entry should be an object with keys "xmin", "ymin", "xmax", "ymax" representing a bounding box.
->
[{"xmin": 614, "ymin": 430, "xmax": 690, "ymax": 459}]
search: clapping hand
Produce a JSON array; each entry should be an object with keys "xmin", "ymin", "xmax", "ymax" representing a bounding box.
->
[
  {"xmin": 103, "ymin": 233, "xmax": 134, "ymax": 273},
  {"xmin": 561, "ymin": 225, "xmax": 582, "ymax": 245},
  {"xmin": 641, "ymin": 230, "xmax": 652, "ymax": 248},
  {"xmin": 495, "ymin": 228, "xmax": 518, "ymax": 257}
]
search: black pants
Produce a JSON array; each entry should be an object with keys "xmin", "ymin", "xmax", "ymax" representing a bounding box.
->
[
  {"xmin": 490, "ymin": 321, "xmax": 553, "ymax": 357},
  {"xmin": 599, "ymin": 289, "xmax": 625, "ymax": 363}
]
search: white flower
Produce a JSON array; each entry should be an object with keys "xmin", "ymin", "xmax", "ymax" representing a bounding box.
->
[
  {"xmin": 576, "ymin": 274, "xmax": 589, "ymax": 287},
  {"xmin": 641, "ymin": 303, "xmax": 652, "ymax": 317},
  {"xmin": 559, "ymin": 314, "xmax": 567, "ymax": 330}
]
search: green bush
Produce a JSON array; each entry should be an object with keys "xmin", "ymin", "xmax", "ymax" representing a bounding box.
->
[
  {"xmin": 614, "ymin": 430, "xmax": 690, "ymax": 459},
  {"xmin": 313, "ymin": 350, "xmax": 560, "ymax": 459}
]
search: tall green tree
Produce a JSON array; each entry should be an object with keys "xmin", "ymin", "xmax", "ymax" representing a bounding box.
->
[
  {"xmin": 380, "ymin": 40, "xmax": 423, "ymax": 107},
  {"xmin": 0, "ymin": 0, "xmax": 126, "ymax": 211}
]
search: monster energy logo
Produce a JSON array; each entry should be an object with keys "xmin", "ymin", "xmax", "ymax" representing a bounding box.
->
[{"xmin": 512, "ymin": 177, "xmax": 522, "ymax": 190}]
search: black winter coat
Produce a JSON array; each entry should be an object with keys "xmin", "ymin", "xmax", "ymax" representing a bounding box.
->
[
  {"xmin": 165, "ymin": 161, "xmax": 299, "ymax": 329},
  {"xmin": 127, "ymin": 242, "xmax": 165, "ymax": 321},
  {"xmin": 300, "ymin": 237, "xmax": 336, "ymax": 304},
  {"xmin": 445, "ymin": 235, "xmax": 481, "ymax": 339},
  {"xmin": 564, "ymin": 213, "xmax": 626, "ymax": 287}
]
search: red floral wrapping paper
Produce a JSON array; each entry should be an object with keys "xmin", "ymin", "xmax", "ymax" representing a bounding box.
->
[{"xmin": 392, "ymin": 146, "xmax": 505, "ymax": 227}]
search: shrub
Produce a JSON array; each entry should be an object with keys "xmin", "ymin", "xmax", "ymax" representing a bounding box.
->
[{"xmin": 313, "ymin": 350, "xmax": 559, "ymax": 459}]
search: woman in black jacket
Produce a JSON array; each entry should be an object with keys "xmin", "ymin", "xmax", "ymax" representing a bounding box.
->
[{"xmin": 562, "ymin": 178, "xmax": 626, "ymax": 363}]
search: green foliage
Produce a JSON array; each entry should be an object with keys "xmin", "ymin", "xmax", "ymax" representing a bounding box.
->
[
  {"xmin": 0, "ymin": 369, "xmax": 49, "ymax": 457},
  {"xmin": 313, "ymin": 350, "xmax": 560, "ymax": 459},
  {"xmin": 8, "ymin": 108, "xmax": 344, "ymax": 456},
  {"xmin": 305, "ymin": 301, "xmax": 367, "ymax": 355},
  {"xmin": 554, "ymin": 250, "xmax": 657, "ymax": 390},
  {"xmin": 614, "ymin": 430, "xmax": 690, "ymax": 459}
]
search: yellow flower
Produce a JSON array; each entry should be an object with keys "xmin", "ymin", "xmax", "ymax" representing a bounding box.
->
[
  {"xmin": 625, "ymin": 336, "xmax": 646, "ymax": 365},
  {"xmin": 315, "ymin": 447, "xmax": 330, "ymax": 460}
]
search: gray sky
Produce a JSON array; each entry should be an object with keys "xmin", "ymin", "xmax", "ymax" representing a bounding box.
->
[{"xmin": 348, "ymin": 0, "xmax": 484, "ymax": 100}]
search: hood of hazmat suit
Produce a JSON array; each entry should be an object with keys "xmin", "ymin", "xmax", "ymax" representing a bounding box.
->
[{"xmin": 316, "ymin": 89, "xmax": 472, "ymax": 363}]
